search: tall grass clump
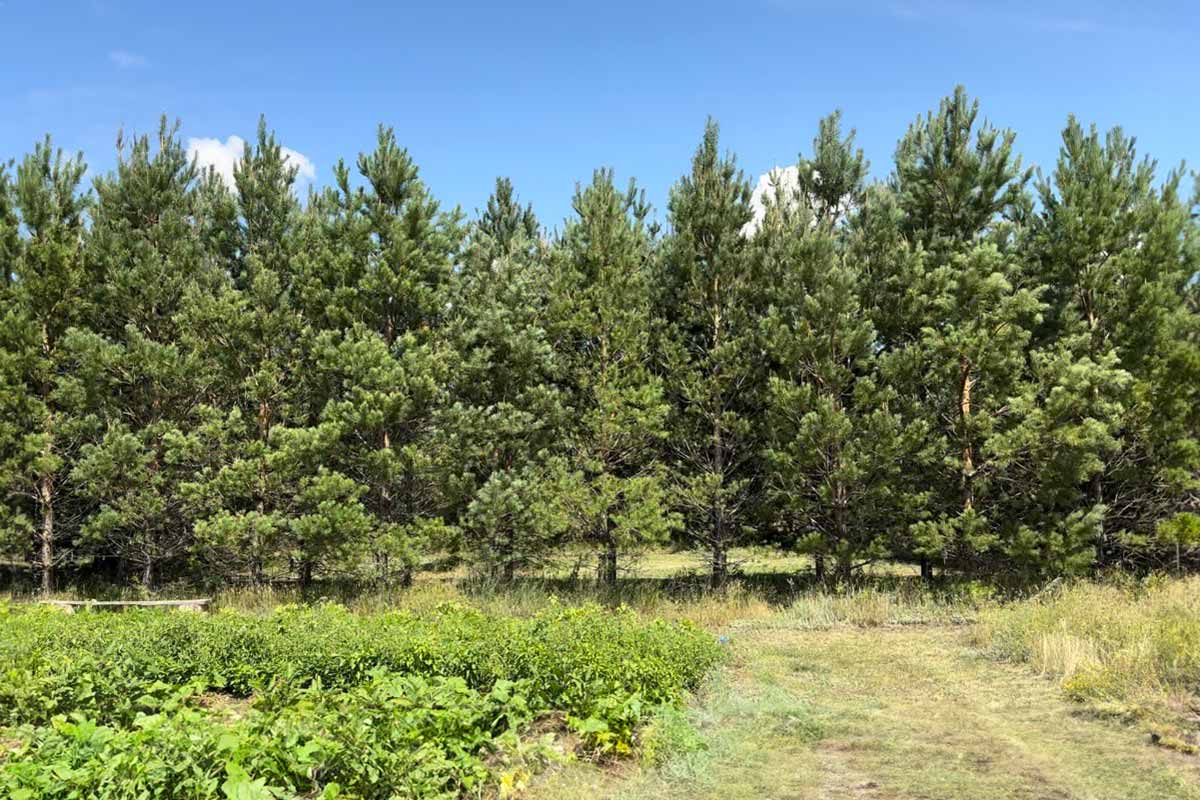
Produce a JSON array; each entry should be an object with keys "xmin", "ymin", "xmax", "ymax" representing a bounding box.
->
[
  {"xmin": 973, "ymin": 576, "xmax": 1200, "ymax": 749},
  {"xmin": 212, "ymin": 576, "xmax": 777, "ymax": 629},
  {"xmin": 730, "ymin": 580, "xmax": 992, "ymax": 631}
]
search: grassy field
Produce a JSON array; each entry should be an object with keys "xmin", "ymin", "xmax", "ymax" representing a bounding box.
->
[
  {"xmin": 4, "ymin": 551, "xmax": 1200, "ymax": 798},
  {"xmin": 530, "ymin": 586, "xmax": 1200, "ymax": 800}
]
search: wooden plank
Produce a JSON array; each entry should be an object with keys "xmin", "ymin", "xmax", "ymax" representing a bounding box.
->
[{"xmin": 39, "ymin": 599, "xmax": 211, "ymax": 613}]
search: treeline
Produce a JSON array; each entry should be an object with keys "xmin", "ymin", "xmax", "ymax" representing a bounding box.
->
[{"xmin": 2, "ymin": 87, "xmax": 1199, "ymax": 592}]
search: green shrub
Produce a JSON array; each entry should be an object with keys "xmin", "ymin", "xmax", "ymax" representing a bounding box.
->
[{"xmin": 0, "ymin": 602, "xmax": 720, "ymax": 729}]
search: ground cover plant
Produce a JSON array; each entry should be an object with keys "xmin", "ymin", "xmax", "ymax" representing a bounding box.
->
[{"xmin": 0, "ymin": 602, "xmax": 722, "ymax": 798}]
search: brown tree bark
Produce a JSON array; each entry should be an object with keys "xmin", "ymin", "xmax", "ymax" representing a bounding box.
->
[
  {"xmin": 959, "ymin": 355, "xmax": 975, "ymax": 511},
  {"xmin": 599, "ymin": 538, "xmax": 618, "ymax": 586},
  {"xmin": 37, "ymin": 474, "xmax": 54, "ymax": 594}
]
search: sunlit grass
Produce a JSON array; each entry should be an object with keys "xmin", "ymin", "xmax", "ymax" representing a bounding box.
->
[
  {"xmin": 973, "ymin": 575, "xmax": 1200, "ymax": 751},
  {"xmin": 530, "ymin": 607, "xmax": 1200, "ymax": 800}
]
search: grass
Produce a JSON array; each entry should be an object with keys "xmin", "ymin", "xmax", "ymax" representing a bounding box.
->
[
  {"xmin": 196, "ymin": 549, "xmax": 934, "ymax": 629},
  {"xmin": 530, "ymin": 592, "xmax": 1200, "ymax": 800},
  {"xmin": 5, "ymin": 546, "xmax": 912, "ymax": 618},
  {"xmin": 973, "ymin": 575, "xmax": 1200, "ymax": 752},
  {"xmin": 6, "ymin": 547, "xmax": 814, "ymax": 629}
]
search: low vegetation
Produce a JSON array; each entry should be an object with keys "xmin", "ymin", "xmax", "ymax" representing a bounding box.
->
[
  {"xmin": 0, "ymin": 602, "xmax": 721, "ymax": 798},
  {"xmin": 3, "ymin": 569, "xmax": 1200, "ymax": 798},
  {"xmin": 530, "ymin": 574, "xmax": 1200, "ymax": 800},
  {"xmin": 975, "ymin": 576, "xmax": 1200, "ymax": 752}
]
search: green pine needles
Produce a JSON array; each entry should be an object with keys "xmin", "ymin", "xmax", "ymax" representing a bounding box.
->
[{"xmin": 1, "ymin": 87, "xmax": 1199, "ymax": 592}]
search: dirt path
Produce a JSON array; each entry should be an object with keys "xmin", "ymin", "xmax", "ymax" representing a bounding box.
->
[{"xmin": 530, "ymin": 620, "xmax": 1200, "ymax": 800}]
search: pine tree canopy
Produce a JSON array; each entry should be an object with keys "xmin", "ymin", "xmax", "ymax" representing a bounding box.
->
[{"xmin": 1, "ymin": 90, "xmax": 1199, "ymax": 591}]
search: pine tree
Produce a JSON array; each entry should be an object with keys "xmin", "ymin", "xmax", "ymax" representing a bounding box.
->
[
  {"xmin": 893, "ymin": 86, "xmax": 1031, "ymax": 248},
  {"xmin": 475, "ymin": 177, "xmax": 539, "ymax": 262},
  {"xmin": 0, "ymin": 138, "xmax": 91, "ymax": 592},
  {"xmin": 793, "ymin": 110, "xmax": 871, "ymax": 229},
  {"xmin": 984, "ymin": 345, "xmax": 1129, "ymax": 577},
  {"xmin": 293, "ymin": 127, "xmax": 464, "ymax": 582},
  {"xmin": 759, "ymin": 114, "xmax": 920, "ymax": 582},
  {"xmin": 882, "ymin": 89, "xmax": 1047, "ymax": 573},
  {"xmin": 446, "ymin": 179, "xmax": 570, "ymax": 580},
  {"xmin": 656, "ymin": 120, "xmax": 759, "ymax": 587},
  {"xmin": 64, "ymin": 119, "xmax": 215, "ymax": 588},
  {"xmin": 0, "ymin": 161, "xmax": 17, "ymax": 287},
  {"xmin": 1032, "ymin": 117, "xmax": 1200, "ymax": 565},
  {"xmin": 554, "ymin": 169, "xmax": 676, "ymax": 584},
  {"xmin": 181, "ymin": 120, "xmax": 350, "ymax": 585},
  {"xmin": 0, "ymin": 102, "xmax": 1196, "ymax": 592},
  {"xmin": 0, "ymin": 162, "xmax": 19, "ymax": 549}
]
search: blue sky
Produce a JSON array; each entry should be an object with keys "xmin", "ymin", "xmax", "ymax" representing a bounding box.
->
[{"xmin": 1, "ymin": 1, "xmax": 1196, "ymax": 229}]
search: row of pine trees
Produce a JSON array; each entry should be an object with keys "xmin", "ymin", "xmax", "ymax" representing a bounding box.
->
[{"xmin": 2, "ymin": 87, "xmax": 1199, "ymax": 592}]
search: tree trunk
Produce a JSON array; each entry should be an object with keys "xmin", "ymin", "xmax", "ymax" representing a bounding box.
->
[
  {"xmin": 814, "ymin": 553, "xmax": 826, "ymax": 582},
  {"xmin": 36, "ymin": 324, "xmax": 57, "ymax": 595},
  {"xmin": 598, "ymin": 510, "xmax": 619, "ymax": 585},
  {"xmin": 1084, "ymin": 295, "xmax": 1109, "ymax": 567},
  {"xmin": 376, "ymin": 550, "xmax": 390, "ymax": 584},
  {"xmin": 501, "ymin": 527, "xmax": 516, "ymax": 583},
  {"xmin": 710, "ymin": 423, "xmax": 728, "ymax": 590},
  {"xmin": 920, "ymin": 557, "xmax": 933, "ymax": 581},
  {"xmin": 253, "ymin": 399, "xmax": 271, "ymax": 585},
  {"xmin": 709, "ymin": 278, "xmax": 729, "ymax": 592},
  {"xmin": 833, "ymin": 479, "xmax": 849, "ymax": 562},
  {"xmin": 142, "ymin": 557, "xmax": 154, "ymax": 591},
  {"xmin": 1091, "ymin": 470, "xmax": 1107, "ymax": 566},
  {"xmin": 710, "ymin": 544, "xmax": 727, "ymax": 589},
  {"xmin": 37, "ymin": 474, "xmax": 54, "ymax": 594},
  {"xmin": 298, "ymin": 559, "xmax": 313, "ymax": 591},
  {"xmin": 959, "ymin": 355, "xmax": 975, "ymax": 511},
  {"xmin": 378, "ymin": 429, "xmax": 394, "ymax": 583},
  {"xmin": 599, "ymin": 539, "xmax": 618, "ymax": 585}
]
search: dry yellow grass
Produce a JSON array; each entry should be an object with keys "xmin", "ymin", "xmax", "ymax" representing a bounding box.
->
[{"xmin": 973, "ymin": 575, "xmax": 1200, "ymax": 748}]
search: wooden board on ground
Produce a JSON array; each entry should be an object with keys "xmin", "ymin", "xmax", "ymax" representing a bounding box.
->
[{"xmin": 39, "ymin": 598, "xmax": 211, "ymax": 613}]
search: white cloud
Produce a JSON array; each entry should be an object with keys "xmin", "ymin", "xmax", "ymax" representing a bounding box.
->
[
  {"xmin": 186, "ymin": 135, "xmax": 316, "ymax": 192},
  {"xmin": 108, "ymin": 49, "xmax": 147, "ymax": 69},
  {"xmin": 744, "ymin": 165, "xmax": 802, "ymax": 237}
]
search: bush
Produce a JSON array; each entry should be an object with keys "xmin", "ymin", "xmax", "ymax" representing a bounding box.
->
[{"xmin": 0, "ymin": 602, "xmax": 720, "ymax": 726}]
